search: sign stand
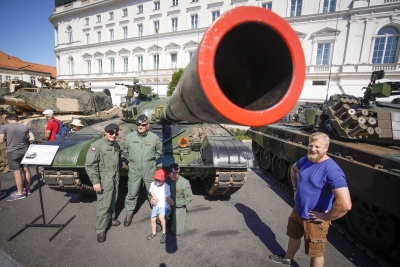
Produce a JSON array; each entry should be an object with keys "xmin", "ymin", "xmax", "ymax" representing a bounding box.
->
[{"xmin": 8, "ymin": 145, "xmax": 75, "ymax": 242}]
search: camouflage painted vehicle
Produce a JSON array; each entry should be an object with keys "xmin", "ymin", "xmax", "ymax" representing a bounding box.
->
[
  {"xmin": 247, "ymin": 70, "xmax": 400, "ymax": 250},
  {"xmin": 0, "ymin": 81, "xmax": 119, "ymax": 142},
  {"xmin": 41, "ymin": 6, "xmax": 305, "ymax": 197}
]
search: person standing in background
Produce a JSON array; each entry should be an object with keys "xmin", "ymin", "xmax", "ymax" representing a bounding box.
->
[
  {"xmin": 43, "ymin": 109, "xmax": 59, "ymax": 142},
  {"xmin": 0, "ymin": 114, "xmax": 35, "ymax": 201}
]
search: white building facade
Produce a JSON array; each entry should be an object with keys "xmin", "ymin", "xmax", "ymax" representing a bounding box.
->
[{"xmin": 50, "ymin": 0, "xmax": 400, "ymax": 104}]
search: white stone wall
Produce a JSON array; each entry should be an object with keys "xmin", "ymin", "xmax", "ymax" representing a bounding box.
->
[
  {"xmin": 0, "ymin": 69, "xmax": 52, "ymax": 87},
  {"xmin": 50, "ymin": 0, "xmax": 400, "ymax": 105}
]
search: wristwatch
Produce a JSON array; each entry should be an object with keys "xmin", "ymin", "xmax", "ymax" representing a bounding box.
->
[{"xmin": 293, "ymin": 187, "xmax": 297, "ymax": 191}]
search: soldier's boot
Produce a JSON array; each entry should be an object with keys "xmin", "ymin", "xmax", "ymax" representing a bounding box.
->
[{"xmin": 3, "ymin": 166, "xmax": 9, "ymax": 174}]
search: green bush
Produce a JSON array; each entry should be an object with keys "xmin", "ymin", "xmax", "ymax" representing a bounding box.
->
[
  {"xmin": 227, "ymin": 127, "xmax": 251, "ymax": 140},
  {"xmin": 167, "ymin": 68, "xmax": 184, "ymax": 96}
]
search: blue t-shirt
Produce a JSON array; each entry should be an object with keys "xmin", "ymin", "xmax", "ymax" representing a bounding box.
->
[{"xmin": 295, "ymin": 156, "xmax": 347, "ymax": 220}]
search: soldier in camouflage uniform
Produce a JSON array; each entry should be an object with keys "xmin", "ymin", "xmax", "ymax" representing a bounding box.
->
[
  {"xmin": 121, "ymin": 114, "xmax": 163, "ymax": 227},
  {"xmin": 0, "ymin": 108, "xmax": 9, "ymax": 173},
  {"xmin": 165, "ymin": 163, "xmax": 193, "ymax": 236},
  {"xmin": 85, "ymin": 123, "xmax": 121, "ymax": 243}
]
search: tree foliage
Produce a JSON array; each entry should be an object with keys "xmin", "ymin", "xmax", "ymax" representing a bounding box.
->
[{"xmin": 167, "ymin": 68, "xmax": 184, "ymax": 96}]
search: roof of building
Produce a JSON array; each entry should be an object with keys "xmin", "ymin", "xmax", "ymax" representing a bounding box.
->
[{"xmin": 0, "ymin": 51, "xmax": 56, "ymax": 79}]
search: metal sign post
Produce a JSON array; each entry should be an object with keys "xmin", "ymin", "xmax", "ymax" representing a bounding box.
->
[{"xmin": 8, "ymin": 145, "xmax": 75, "ymax": 242}]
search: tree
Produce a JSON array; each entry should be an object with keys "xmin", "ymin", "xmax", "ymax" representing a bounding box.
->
[{"xmin": 167, "ymin": 68, "xmax": 184, "ymax": 96}]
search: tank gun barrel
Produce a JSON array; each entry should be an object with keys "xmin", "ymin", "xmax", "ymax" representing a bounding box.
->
[
  {"xmin": 160, "ymin": 7, "xmax": 305, "ymax": 127},
  {"xmin": 0, "ymin": 96, "xmax": 32, "ymax": 109}
]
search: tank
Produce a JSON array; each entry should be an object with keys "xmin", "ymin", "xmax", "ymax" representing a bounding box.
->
[
  {"xmin": 0, "ymin": 81, "xmax": 119, "ymax": 142},
  {"xmin": 247, "ymin": 70, "xmax": 400, "ymax": 251},
  {"xmin": 41, "ymin": 6, "xmax": 305, "ymax": 197}
]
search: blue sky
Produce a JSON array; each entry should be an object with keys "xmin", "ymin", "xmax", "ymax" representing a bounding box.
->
[{"xmin": 0, "ymin": 0, "xmax": 56, "ymax": 66}]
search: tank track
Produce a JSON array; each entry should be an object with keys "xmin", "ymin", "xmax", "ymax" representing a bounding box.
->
[
  {"xmin": 43, "ymin": 169, "xmax": 95, "ymax": 194},
  {"xmin": 253, "ymin": 151, "xmax": 394, "ymax": 267},
  {"xmin": 205, "ymin": 169, "xmax": 247, "ymax": 197},
  {"xmin": 44, "ymin": 168, "xmax": 248, "ymax": 197}
]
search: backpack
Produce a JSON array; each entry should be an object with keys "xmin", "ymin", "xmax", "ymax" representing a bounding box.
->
[{"xmin": 52, "ymin": 119, "xmax": 69, "ymax": 139}]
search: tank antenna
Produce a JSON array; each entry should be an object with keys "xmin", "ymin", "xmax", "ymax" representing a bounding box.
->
[{"xmin": 325, "ymin": 0, "xmax": 342, "ymax": 102}]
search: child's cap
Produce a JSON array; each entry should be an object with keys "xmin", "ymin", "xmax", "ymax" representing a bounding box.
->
[{"xmin": 154, "ymin": 169, "xmax": 167, "ymax": 181}]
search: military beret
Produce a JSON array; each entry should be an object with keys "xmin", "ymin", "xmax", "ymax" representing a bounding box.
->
[
  {"xmin": 104, "ymin": 123, "xmax": 119, "ymax": 132},
  {"xmin": 169, "ymin": 163, "xmax": 180, "ymax": 173},
  {"xmin": 137, "ymin": 114, "xmax": 148, "ymax": 124}
]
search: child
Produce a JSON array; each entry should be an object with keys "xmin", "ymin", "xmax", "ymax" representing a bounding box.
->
[{"xmin": 147, "ymin": 169, "xmax": 170, "ymax": 244}]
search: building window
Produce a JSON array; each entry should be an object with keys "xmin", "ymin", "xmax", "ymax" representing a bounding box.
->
[
  {"xmin": 212, "ymin": 11, "xmax": 220, "ymax": 22},
  {"xmin": 123, "ymin": 26, "xmax": 128, "ymax": 39},
  {"xmin": 87, "ymin": 61, "xmax": 91, "ymax": 74},
  {"xmin": 172, "ymin": 18, "xmax": 178, "ymax": 32},
  {"xmin": 98, "ymin": 60, "xmax": 103, "ymax": 73},
  {"xmin": 123, "ymin": 8, "xmax": 128, "ymax": 17},
  {"xmin": 0, "ymin": 76, "xmax": 2, "ymax": 83},
  {"xmin": 109, "ymin": 29, "xmax": 114, "ymax": 41},
  {"xmin": 316, "ymin": 43, "xmax": 331, "ymax": 65},
  {"xmin": 189, "ymin": 52, "xmax": 194, "ymax": 61},
  {"xmin": 123, "ymin": 58, "xmax": 128, "ymax": 72},
  {"xmin": 154, "ymin": 1, "xmax": 160, "ymax": 10},
  {"xmin": 97, "ymin": 31, "xmax": 101, "ymax": 43},
  {"xmin": 153, "ymin": 55, "xmax": 159, "ymax": 70},
  {"xmin": 323, "ymin": 0, "xmax": 336, "ymax": 13},
  {"xmin": 191, "ymin": 14, "xmax": 198, "ymax": 29},
  {"xmin": 30, "ymin": 77, "xmax": 36, "ymax": 86},
  {"xmin": 262, "ymin": 2, "xmax": 272, "ymax": 10},
  {"xmin": 13, "ymin": 77, "xmax": 18, "ymax": 80},
  {"xmin": 138, "ymin": 56, "xmax": 143, "ymax": 71},
  {"xmin": 372, "ymin": 26, "xmax": 399, "ymax": 64},
  {"xmin": 67, "ymin": 25, "xmax": 73, "ymax": 43},
  {"xmin": 68, "ymin": 57, "xmax": 74, "ymax": 75},
  {"xmin": 86, "ymin": 33, "xmax": 90, "ymax": 44},
  {"xmin": 154, "ymin": 21, "xmax": 159, "ymax": 34},
  {"xmin": 109, "ymin": 12, "xmax": 114, "ymax": 20},
  {"xmin": 290, "ymin": 0, "xmax": 302, "ymax": 17},
  {"xmin": 172, "ymin": 0, "xmax": 178, "ymax": 6},
  {"xmin": 138, "ymin": 5, "xmax": 143, "ymax": 13},
  {"xmin": 171, "ymin": 53, "xmax": 177, "ymax": 69},
  {"xmin": 85, "ymin": 18, "xmax": 89, "ymax": 25},
  {"xmin": 110, "ymin": 58, "xmax": 115, "ymax": 72},
  {"xmin": 191, "ymin": 0, "xmax": 199, "ymax": 2},
  {"xmin": 138, "ymin": 24, "xmax": 143, "ymax": 37},
  {"xmin": 6, "ymin": 76, "xmax": 11, "ymax": 81},
  {"xmin": 97, "ymin": 15, "xmax": 101, "ymax": 22}
]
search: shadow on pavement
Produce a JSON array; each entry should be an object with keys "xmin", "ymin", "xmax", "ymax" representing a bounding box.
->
[{"xmin": 235, "ymin": 203, "xmax": 285, "ymax": 255}]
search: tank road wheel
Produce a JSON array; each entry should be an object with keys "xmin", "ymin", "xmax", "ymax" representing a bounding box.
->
[
  {"xmin": 259, "ymin": 149, "xmax": 272, "ymax": 171},
  {"xmin": 271, "ymin": 155, "xmax": 288, "ymax": 181},
  {"xmin": 287, "ymin": 163, "xmax": 294, "ymax": 189},
  {"xmin": 345, "ymin": 198, "xmax": 396, "ymax": 250}
]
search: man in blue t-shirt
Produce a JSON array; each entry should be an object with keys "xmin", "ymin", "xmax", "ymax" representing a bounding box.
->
[{"xmin": 270, "ymin": 132, "xmax": 352, "ymax": 267}]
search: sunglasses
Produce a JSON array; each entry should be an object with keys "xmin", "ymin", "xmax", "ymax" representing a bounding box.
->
[
  {"xmin": 107, "ymin": 131, "xmax": 119, "ymax": 136},
  {"xmin": 137, "ymin": 123, "xmax": 148, "ymax": 127}
]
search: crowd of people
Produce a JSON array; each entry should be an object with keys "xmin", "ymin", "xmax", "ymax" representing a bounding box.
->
[
  {"xmin": 0, "ymin": 109, "xmax": 85, "ymax": 201},
  {"xmin": 0, "ymin": 108, "xmax": 351, "ymax": 267}
]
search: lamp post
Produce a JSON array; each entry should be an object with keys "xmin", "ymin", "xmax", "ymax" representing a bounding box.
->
[{"xmin": 156, "ymin": 25, "xmax": 159, "ymax": 94}]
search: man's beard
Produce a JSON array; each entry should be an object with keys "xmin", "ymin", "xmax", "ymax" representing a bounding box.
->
[{"xmin": 307, "ymin": 152, "xmax": 323, "ymax": 163}]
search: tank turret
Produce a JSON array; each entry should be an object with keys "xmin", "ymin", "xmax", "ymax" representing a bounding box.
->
[
  {"xmin": 0, "ymin": 82, "xmax": 119, "ymax": 142},
  {"xmin": 42, "ymin": 6, "xmax": 305, "ymax": 196},
  {"xmin": 299, "ymin": 70, "xmax": 400, "ymax": 145}
]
